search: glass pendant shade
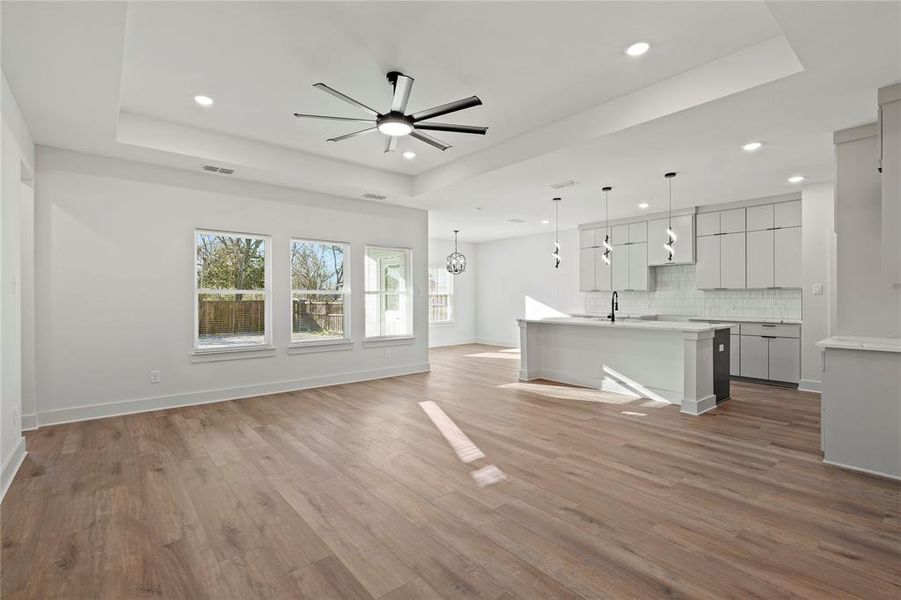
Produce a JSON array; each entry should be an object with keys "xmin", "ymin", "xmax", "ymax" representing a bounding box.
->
[{"xmin": 446, "ymin": 229, "xmax": 466, "ymax": 275}]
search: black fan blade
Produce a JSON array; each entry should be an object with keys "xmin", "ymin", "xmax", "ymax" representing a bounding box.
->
[
  {"xmin": 414, "ymin": 122, "xmax": 488, "ymax": 135},
  {"xmin": 293, "ymin": 113, "xmax": 376, "ymax": 123},
  {"xmin": 390, "ymin": 73, "xmax": 414, "ymax": 113},
  {"xmin": 411, "ymin": 96, "xmax": 482, "ymax": 122},
  {"xmin": 384, "ymin": 136, "xmax": 397, "ymax": 153},
  {"xmin": 327, "ymin": 127, "xmax": 378, "ymax": 142},
  {"xmin": 313, "ymin": 83, "xmax": 379, "ymax": 116},
  {"xmin": 410, "ymin": 130, "xmax": 451, "ymax": 151}
]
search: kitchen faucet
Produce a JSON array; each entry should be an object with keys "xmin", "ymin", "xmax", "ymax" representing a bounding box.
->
[{"xmin": 608, "ymin": 291, "xmax": 619, "ymax": 322}]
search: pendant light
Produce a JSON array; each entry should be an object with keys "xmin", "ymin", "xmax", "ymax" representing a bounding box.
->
[
  {"xmin": 663, "ymin": 172, "xmax": 677, "ymax": 261},
  {"xmin": 601, "ymin": 186, "xmax": 613, "ymax": 265},
  {"xmin": 552, "ymin": 197, "xmax": 562, "ymax": 268},
  {"xmin": 446, "ymin": 229, "xmax": 467, "ymax": 275}
]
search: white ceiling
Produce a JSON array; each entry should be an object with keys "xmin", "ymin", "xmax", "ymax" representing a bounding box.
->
[{"xmin": 3, "ymin": 1, "xmax": 900, "ymax": 241}]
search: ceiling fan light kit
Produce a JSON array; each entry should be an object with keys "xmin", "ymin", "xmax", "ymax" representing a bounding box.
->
[{"xmin": 294, "ymin": 71, "xmax": 488, "ymax": 153}]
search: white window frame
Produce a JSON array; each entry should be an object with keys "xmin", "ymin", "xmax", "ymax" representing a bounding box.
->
[
  {"xmin": 193, "ymin": 229, "xmax": 272, "ymax": 354},
  {"xmin": 364, "ymin": 245, "xmax": 414, "ymax": 341},
  {"xmin": 289, "ymin": 238, "xmax": 352, "ymax": 348},
  {"xmin": 428, "ymin": 266, "xmax": 455, "ymax": 324}
]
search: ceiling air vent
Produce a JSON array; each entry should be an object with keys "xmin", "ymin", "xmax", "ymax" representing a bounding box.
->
[
  {"xmin": 508, "ymin": 218, "xmax": 525, "ymax": 223},
  {"xmin": 549, "ymin": 179, "xmax": 578, "ymax": 190},
  {"xmin": 361, "ymin": 192, "xmax": 387, "ymax": 200},
  {"xmin": 202, "ymin": 165, "xmax": 234, "ymax": 174}
]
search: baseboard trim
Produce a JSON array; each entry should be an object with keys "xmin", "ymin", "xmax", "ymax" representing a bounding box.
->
[
  {"xmin": 474, "ymin": 337, "xmax": 516, "ymax": 348},
  {"xmin": 823, "ymin": 459, "xmax": 900, "ymax": 482},
  {"xmin": 35, "ymin": 362, "xmax": 431, "ymax": 428},
  {"xmin": 798, "ymin": 379, "xmax": 822, "ymax": 393},
  {"xmin": 21, "ymin": 413, "xmax": 38, "ymax": 431},
  {"xmin": 680, "ymin": 394, "xmax": 718, "ymax": 416},
  {"xmin": 429, "ymin": 338, "xmax": 479, "ymax": 348},
  {"xmin": 1, "ymin": 437, "xmax": 27, "ymax": 502}
]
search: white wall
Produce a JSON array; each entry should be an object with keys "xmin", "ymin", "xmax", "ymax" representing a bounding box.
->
[
  {"xmin": 834, "ymin": 126, "xmax": 901, "ymax": 337},
  {"xmin": 428, "ymin": 238, "xmax": 476, "ymax": 347},
  {"xmin": 475, "ymin": 229, "xmax": 582, "ymax": 347},
  {"xmin": 800, "ymin": 180, "xmax": 835, "ymax": 392},
  {"xmin": 1, "ymin": 73, "xmax": 34, "ymax": 497},
  {"xmin": 33, "ymin": 147, "xmax": 429, "ymax": 426}
]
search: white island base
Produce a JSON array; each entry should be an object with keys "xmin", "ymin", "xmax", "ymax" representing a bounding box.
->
[{"xmin": 518, "ymin": 317, "xmax": 731, "ymax": 415}]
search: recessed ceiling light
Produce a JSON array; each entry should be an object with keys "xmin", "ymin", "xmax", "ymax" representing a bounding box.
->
[
  {"xmin": 193, "ymin": 95, "xmax": 214, "ymax": 107},
  {"xmin": 402, "ymin": 151, "xmax": 416, "ymax": 159},
  {"xmin": 741, "ymin": 141, "xmax": 764, "ymax": 152},
  {"xmin": 787, "ymin": 175, "xmax": 806, "ymax": 184},
  {"xmin": 541, "ymin": 219, "xmax": 550, "ymax": 224},
  {"xmin": 638, "ymin": 202, "xmax": 650, "ymax": 209},
  {"xmin": 625, "ymin": 42, "xmax": 650, "ymax": 57},
  {"xmin": 474, "ymin": 207, "xmax": 483, "ymax": 211}
]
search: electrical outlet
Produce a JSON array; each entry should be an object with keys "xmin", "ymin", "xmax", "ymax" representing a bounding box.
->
[
  {"xmin": 150, "ymin": 369, "xmax": 161, "ymax": 384},
  {"xmin": 812, "ymin": 283, "xmax": 823, "ymax": 296},
  {"xmin": 383, "ymin": 349, "xmax": 391, "ymax": 359}
]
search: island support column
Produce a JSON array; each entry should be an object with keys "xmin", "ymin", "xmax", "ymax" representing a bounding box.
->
[
  {"xmin": 681, "ymin": 330, "xmax": 717, "ymax": 415},
  {"xmin": 518, "ymin": 320, "xmax": 537, "ymax": 381}
]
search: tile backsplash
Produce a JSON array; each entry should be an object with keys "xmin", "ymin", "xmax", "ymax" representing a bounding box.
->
[{"xmin": 585, "ymin": 264, "xmax": 802, "ymax": 320}]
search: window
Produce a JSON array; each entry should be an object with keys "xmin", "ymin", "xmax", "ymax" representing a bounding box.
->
[
  {"xmin": 291, "ymin": 239, "xmax": 349, "ymax": 343},
  {"xmin": 428, "ymin": 266, "xmax": 454, "ymax": 323},
  {"xmin": 365, "ymin": 246, "xmax": 413, "ymax": 338},
  {"xmin": 195, "ymin": 230, "xmax": 270, "ymax": 350}
]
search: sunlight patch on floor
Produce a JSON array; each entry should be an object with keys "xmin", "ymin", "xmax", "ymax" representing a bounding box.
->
[
  {"xmin": 464, "ymin": 351, "xmax": 521, "ymax": 360},
  {"xmin": 500, "ymin": 381, "xmax": 640, "ymax": 405}
]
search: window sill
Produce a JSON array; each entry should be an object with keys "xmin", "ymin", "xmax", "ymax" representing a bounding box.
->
[
  {"xmin": 288, "ymin": 339, "xmax": 354, "ymax": 355},
  {"xmin": 429, "ymin": 320, "xmax": 457, "ymax": 327},
  {"xmin": 192, "ymin": 344, "xmax": 277, "ymax": 363},
  {"xmin": 363, "ymin": 335, "xmax": 416, "ymax": 348}
]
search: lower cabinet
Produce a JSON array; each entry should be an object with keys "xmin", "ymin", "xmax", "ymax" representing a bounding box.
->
[
  {"xmin": 730, "ymin": 334, "xmax": 741, "ymax": 376},
  {"xmin": 739, "ymin": 328, "xmax": 801, "ymax": 384},
  {"xmin": 740, "ymin": 335, "xmax": 769, "ymax": 379},
  {"xmin": 768, "ymin": 337, "xmax": 801, "ymax": 383}
]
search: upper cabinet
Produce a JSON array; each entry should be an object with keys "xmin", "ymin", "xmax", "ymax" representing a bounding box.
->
[
  {"xmin": 648, "ymin": 214, "xmax": 694, "ymax": 266},
  {"xmin": 579, "ymin": 228, "xmax": 598, "ymax": 249},
  {"xmin": 696, "ymin": 201, "xmax": 799, "ymax": 289}
]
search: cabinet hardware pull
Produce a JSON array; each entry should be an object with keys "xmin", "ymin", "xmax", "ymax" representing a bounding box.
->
[{"xmin": 762, "ymin": 335, "xmax": 777, "ymax": 339}]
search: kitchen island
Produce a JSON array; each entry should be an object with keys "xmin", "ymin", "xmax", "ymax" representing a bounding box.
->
[{"xmin": 517, "ymin": 317, "xmax": 734, "ymax": 415}]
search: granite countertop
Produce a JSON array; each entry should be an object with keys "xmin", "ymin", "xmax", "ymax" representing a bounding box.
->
[
  {"xmin": 815, "ymin": 336, "xmax": 901, "ymax": 353},
  {"xmin": 518, "ymin": 316, "xmax": 734, "ymax": 333}
]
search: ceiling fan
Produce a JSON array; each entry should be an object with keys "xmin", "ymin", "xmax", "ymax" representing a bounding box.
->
[{"xmin": 293, "ymin": 71, "xmax": 487, "ymax": 152}]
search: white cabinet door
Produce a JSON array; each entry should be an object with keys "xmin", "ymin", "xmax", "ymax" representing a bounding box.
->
[
  {"xmin": 746, "ymin": 229, "xmax": 774, "ymax": 288},
  {"xmin": 721, "ymin": 208, "xmax": 746, "ymax": 233},
  {"xmin": 612, "ymin": 245, "xmax": 630, "ymax": 290},
  {"xmin": 769, "ymin": 337, "xmax": 800, "ymax": 383},
  {"xmin": 594, "ymin": 248, "xmax": 612, "ymax": 291},
  {"xmin": 695, "ymin": 235, "xmax": 721, "ymax": 289},
  {"xmin": 696, "ymin": 212, "xmax": 720, "ymax": 236},
  {"xmin": 720, "ymin": 232, "xmax": 746, "ymax": 289},
  {"xmin": 774, "ymin": 227, "xmax": 802, "ymax": 287},
  {"xmin": 629, "ymin": 243, "xmax": 649, "ymax": 290},
  {"xmin": 579, "ymin": 247, "xmax": 596, "ymax": 291},
  {"xmin": 746, "ymin": 204, "xmax": 774, "ymax": 231},
  {"xmin": 579, "ymin": 229, "xmax": 597, "ymax": 249},
  {"xmin": 730, "ymin": 334, "xmax": 741, "ymax": 376},
  {"xmin": 628, "ymin": 221, "xmax": 647, "ymax": 243},
  {"xmin": 774, "ymin": 201, "xmax": 802, "ymax": 228},
  {"xmin": 648, "ymin": 214, "xmax": 694, "ymax": 265},
  {"xmin": 612, "ymin": 224, "xmax": 630, "ymax": 245},
  {"xmin": 740, "ymin": 335, "xmax": 769, "ymax": 379}
]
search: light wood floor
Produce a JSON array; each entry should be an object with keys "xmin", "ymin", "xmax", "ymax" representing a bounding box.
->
[{"xmin": 2, "ymin": 344, "xmax": 899, "ymax": 599}]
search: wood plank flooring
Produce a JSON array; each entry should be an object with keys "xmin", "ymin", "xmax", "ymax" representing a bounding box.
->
[{"xmin": 2, "ymin": 343, "xmax": 899, "ymax": 599}]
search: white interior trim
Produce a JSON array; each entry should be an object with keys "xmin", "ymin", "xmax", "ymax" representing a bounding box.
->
[
  {"xmin": 1, "ymin": 437, "xmax": 27, "ymax": 502},
  {"xmin": 823, "ymin": 459, "xmax": 901, "ymax": 483},
  {"xmin": 797, "ymin": 379, "xmax": 823, "ymax": 393},
  {"xmin": 33, "ymin": 362, "xmax": 430, "ymax": 428}
]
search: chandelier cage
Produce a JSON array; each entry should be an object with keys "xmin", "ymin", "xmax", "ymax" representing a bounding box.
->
[{"xmin": 446, "ymin": 229, "xmax": 467, "ymax": 275}]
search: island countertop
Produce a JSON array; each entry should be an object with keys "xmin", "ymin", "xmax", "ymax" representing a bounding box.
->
[{"xmin": 517, "ymin": 316, "xmax": 735, "ymax": 333}]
